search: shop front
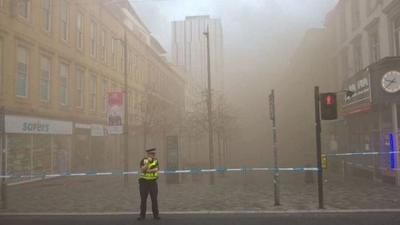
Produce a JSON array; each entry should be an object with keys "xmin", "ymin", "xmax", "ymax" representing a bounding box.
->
[
  {"xmin": 72, "ymin": 123, "xmax": 108, "ymax": 172},
  {"xmin": 335, "ymin": 57, "xmax": 400, "ymax": 184},
  {"xmin": 5, "ymin": 115, "xmax": 72, "ymax": 183}
]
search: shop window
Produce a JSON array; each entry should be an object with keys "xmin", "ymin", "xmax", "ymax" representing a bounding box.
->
[
  {"xmin": 40, "ymin": 56, "xmax": 51, "ymax": 102},
  {"xmin": 42, "ymin": 0, "xmax": 51, "ymax": 33},
  {"xmin": 7, "ymin": 135, "xmax": 32, "ymax": 180},
  {"xmin": 53, "ymin": 135, "xmax": 71, "ymax": 174},
  {"xmin": 16, "ymin": 46, "xmax": 29, "ymax": 98},
  {"xmin": 76, "ymin": 68, "xmax": 85, "ymax": 108},
  {"xmin": 32, "ymin": 135, "xmax": 51, "ymax": 174},
  {"xmin": 59, "ymin": 63, "xmax": 69, "ymax": 105}
]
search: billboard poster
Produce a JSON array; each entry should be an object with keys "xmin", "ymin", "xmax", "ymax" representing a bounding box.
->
[{"xmin": 107, "ymin": 92, "xmax": 124, "ymax": 134}]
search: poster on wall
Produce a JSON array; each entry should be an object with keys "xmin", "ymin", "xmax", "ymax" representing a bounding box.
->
[{"xmin": 107, "ymin": 92, "xmax": 124, "ymax": 134}]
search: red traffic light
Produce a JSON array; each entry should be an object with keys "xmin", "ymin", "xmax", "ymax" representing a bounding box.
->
[
  {"xmin": 320, "ymin": 93, "xmax": 337, "ymax": 120},
  {"xmin": 325, "ymin": 95, "xmax": 334, "ymax": 105}
]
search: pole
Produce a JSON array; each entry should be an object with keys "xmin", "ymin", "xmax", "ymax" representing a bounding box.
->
[
  {"xmin": 269, "ymin": 90, "xmax": 280, "ymax": 206},
  {"xmin": 314, "ymin": 86, "xmax": 324, "ymax": 209},
  {"xmin": 392, "ymin": 103, "xmax": 399, "ymax": 185},
  {"xmin": 123, "ymin": 30, "xmax": 129, "ymax": 186},
  {"xmin": 1, "ymin": 107, "xmax": 7, "ymax": 209},
  {"xmin": 204, "ymin": 26, "xmax": 215, "ymax": 185}
]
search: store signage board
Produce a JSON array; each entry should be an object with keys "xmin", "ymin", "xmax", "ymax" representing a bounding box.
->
[
  {"xmin": 5, "ymin": 115, "xmax": 73, "ymax": 135},
  {"xmin": 341, "ymin": 70, "xmax": 372, "ymax": 115},
  {"xmin": 91, "ymin": 124, "xmax": 106, "ymax": 137},
  {"xmin": 107, "ymin": 92, "xmax": 124, "ymax": 134}
]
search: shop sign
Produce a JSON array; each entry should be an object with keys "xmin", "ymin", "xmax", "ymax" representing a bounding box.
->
[
  {"xmin": 5, "ymin": 115, "xmax": 73, "ymax": 135},
  {"xmin": 107, "ymin": 92, "xmax": 124, "ymax": 134},
  {"xmin": 91, "ymin": 124, "xmax": 106, "ymax": 137},
  {"xmin": 341, "ymin": 70, "xmax": 372, "ymax": 115},
  {"xmin": 75, "ymin": 123, "xmax": 91, "ymax": 129}
]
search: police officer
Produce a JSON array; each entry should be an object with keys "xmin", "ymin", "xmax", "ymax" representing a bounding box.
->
[{"xmin": 137, "ymin": 148, "xmax": 160, "ymax": 220}]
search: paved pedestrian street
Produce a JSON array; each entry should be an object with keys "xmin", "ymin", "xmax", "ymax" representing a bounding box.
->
[
  {"xmin": 1, "ymin": 172, "xmax": 400, "ymax": 213},
  {"xmin": 2, "ymin": 212, "xmax": 400, "ymax": 225}
]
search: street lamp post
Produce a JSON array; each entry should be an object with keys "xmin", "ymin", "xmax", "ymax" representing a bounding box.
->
[
  {"xmin": 203, "ymin": 26, "xmax": 215, "ymax": 185},
  {"xmin": 123, "ymin": 30, "xmax": 129, "ymax": 186}
]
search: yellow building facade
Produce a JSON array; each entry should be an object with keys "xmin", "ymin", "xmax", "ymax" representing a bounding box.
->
[{"xmin": 0, "ymin": 0, "xmax": 185, "ymax": 183}]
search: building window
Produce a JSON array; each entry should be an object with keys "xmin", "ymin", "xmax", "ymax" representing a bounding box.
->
[
  {"xmin": 76, "ymin": 68, "xmax": 85, "ymax": 108},
  {"xmin": 120, "ymin": 41, "xmax": 124, "ymax": 72},
  {"xmin": 366, "ymin": 0, "xmax": 377, "ymax": 15},
  {"xmin": 368, "ymin": 29, "xmax": 380, "ymax": 63},
  {"xmin": 17, "ymin": 0, "xmax": 31, "ymax": 20},
  {"xmin": 76, "ymin": 12, "xmax": 84, "ymax": 50},
  {"xmin": 16, "ymin": 46, "xmax": 28, "ymax": 98},
  {"xmin": 59, "ymin": 63, "xmax": 69, "ymax": 105},
  {"xmin": 100, "ymin": 29, "xmax": 106, "ymax": 63},
  {"xmin": 90, "ymin": 74, "xmax": 97, "ymax": 111},
  {"xmin": 40, "ymin": 56, "xmax": 51, "ymax": 102},
  {"xmin": 351, "ymin": 0, "xmax": 360, "ymax": 30},
  {"xmin": 353, "ymin": 39, "xmax": 363, "ymax": 73},
  {"xmin": 60, "ymin": 0, "xmax": 69, "ymax": 42},
  {"xmin": 90, "ymin": 20, "xmax": 97, "ymax": 58},
  {"xmin": 102, "ymin": 79, "xmax": 108, "ymax": 112},
  {"xmin": 341, "ymin": 48, "xmax": 349, "ymax": 78},
  {"xmin": 42, "ymin": 0, "xmax": 51, "ymax": 32},
  {"xmin": 340, "ymin": 6, "xmax": 347, "ymax": 41},
  {"xmin": 111, "ymin": 38, "xmax": 116, "ymax": 67},
  {"xmin": 393, "ymin": 16, "xmax": 400, "ymax": 56}
]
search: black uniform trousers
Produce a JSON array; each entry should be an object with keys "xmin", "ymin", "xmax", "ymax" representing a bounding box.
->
[{"xmin": 139, "ymin": 178, "xmax": 159, "ymax": 217}]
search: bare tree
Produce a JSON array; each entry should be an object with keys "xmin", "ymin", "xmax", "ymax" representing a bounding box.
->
[{"xmin": 181, "ymin": 90, "xmax": 237, "ymax": 168}]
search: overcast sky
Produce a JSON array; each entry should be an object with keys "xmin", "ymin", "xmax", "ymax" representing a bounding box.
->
[{"xmin": 130, "ymin": 0, "xmax": 337, "ymax": 55}]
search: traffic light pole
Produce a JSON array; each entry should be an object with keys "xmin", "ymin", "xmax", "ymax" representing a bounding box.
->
[
  {"xmin": 269, "ymin": 90, "xmax": 280, "ymax": 206},
  {"xmin": 314, "ymin": 86, "xmax": 324, "ymax": 209},
  {"xmin": 1, "ymin": 107, "xmax": 6, "ymax": 209}
]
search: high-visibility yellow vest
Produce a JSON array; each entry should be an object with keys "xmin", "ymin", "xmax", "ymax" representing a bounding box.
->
[{"xmin": 140, "ymin": 159, "xmax": 159, "ymax": 180}]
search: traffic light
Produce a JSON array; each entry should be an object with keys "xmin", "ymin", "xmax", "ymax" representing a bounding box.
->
[{"xmin": 320, "ymin": 92, "xmax": 337, "ymax": 120}]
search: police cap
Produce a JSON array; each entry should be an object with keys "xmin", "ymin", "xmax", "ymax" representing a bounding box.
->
[{"xmin": 145, "ymin": 148, "xmax": 156, "ymax": 153}]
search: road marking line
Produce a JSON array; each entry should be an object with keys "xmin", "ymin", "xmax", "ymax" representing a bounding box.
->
[{"xmin": 2, "ymin": 209, "xmax": 400, "ymax": 216}]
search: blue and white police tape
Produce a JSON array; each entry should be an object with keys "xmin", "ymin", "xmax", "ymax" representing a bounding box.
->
[
  {"xmin": 0, "ymin": 167, "xmax": 319, "ymax": 179},
  {"xmin": 326, "ymin": 151, "xmax": 400, "ymax": 157}
]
